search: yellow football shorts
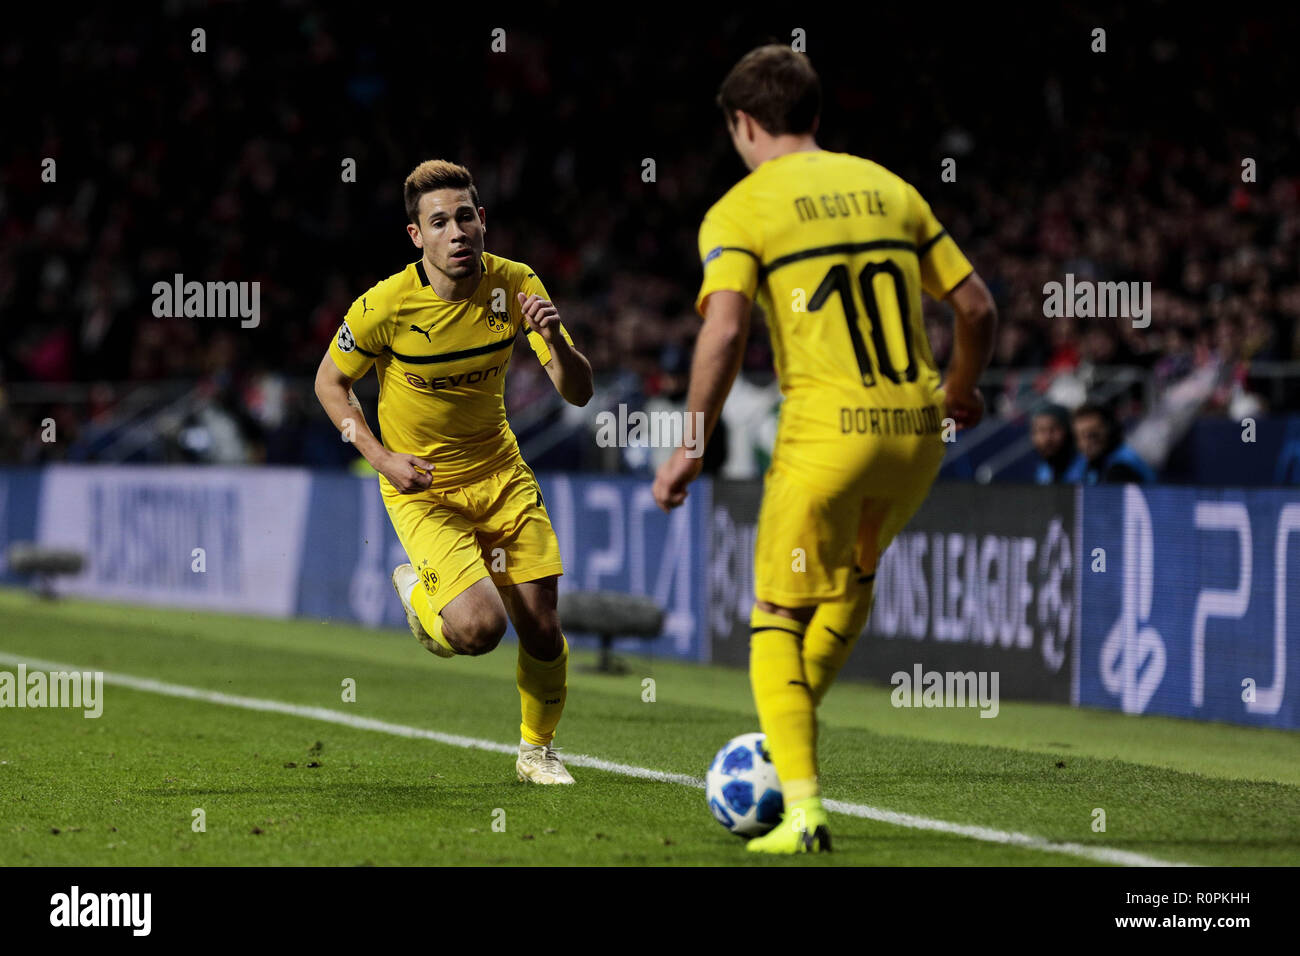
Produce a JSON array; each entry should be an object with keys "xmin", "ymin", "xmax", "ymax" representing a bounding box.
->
[
  {"xmin": 753, "ymin": 429, "xmax": 945, "ymax": 607},
  {"xmin": 381, "ymin": 460, "xmax": 564, "ymax": 614}
]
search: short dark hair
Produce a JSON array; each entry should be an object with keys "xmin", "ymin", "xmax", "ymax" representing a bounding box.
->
[
  {"xmin": 404, "ymin": 159, "xmax": 481, "ymax": 226},
  {"xmin": 716, "ymin": 44, "xmax": 821, "ymax": 136},
  {"xmin": 1032, "ymin": 403, "xmax": 1072, "ymax": 429}
]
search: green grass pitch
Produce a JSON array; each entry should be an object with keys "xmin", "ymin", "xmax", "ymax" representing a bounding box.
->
[{"xmin": 1, "ymin": 587, "xmax": 1297, "ymax": 866}]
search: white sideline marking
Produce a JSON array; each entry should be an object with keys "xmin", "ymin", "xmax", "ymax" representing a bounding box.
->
[{"xmin": 0, "ymin": 652, "xmax": 1188, "ymax": 867}]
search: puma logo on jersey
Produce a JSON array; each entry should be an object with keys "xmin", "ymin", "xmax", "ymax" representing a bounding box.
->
[
  {"xmin": 825, "ymin": 627, "xmax": 849, "ymax": 645},
  {"xmin": 410, "ymin": 324, "xmax": 432, "ymax": 342},
  {"xmin": 361, "ymin": 297, "xmax": 375, "ymax": 317}
]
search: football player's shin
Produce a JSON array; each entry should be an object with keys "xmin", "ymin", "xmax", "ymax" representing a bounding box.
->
[
  {"xmin": 802, "ymin": 577, "xmax": 875, "ymax": 706},
  {"xmin": 517, "ymin": 635, "xmax": 568, "ymax": 746},
  {"xmin": 749, "ymin": 607, "xmax": 819, "ymax": 804}
]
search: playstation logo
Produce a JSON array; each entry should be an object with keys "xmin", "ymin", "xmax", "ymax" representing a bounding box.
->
[{"xmin": 1099, "ymin": 485, "xmax": 1166, "ymax": 713}]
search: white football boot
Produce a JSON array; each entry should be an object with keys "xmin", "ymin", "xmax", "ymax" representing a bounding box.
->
[
  {"xmin": 392, "ymin": 564, "xmax": 454, "ymax": 658},
  {"xmin": 516, "ymin": 741, "xmax": 575, "ymax": 784}
]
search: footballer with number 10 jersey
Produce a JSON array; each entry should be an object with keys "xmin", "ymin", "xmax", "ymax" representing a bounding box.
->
[
  {"xmin": 696, "ymin": 147, "xmax": 974, "ymax": 604},
  {"xmin": 653, "ymin": 45, "xmax": 997, "ymax": 854}
]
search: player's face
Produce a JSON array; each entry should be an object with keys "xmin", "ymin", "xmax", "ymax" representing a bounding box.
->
[
  {"xmin": 411, "ymin": 189, "xmax": 485, "ymax": 280},
  {"xmin": 1031, "ymin": 415, "xmax": 1065, "ymax": 459}
]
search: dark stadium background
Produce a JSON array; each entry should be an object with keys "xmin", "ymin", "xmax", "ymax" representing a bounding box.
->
[
  {"xmin": 2, "ymin": 2, "xmax": 1299, "ymax": 891},
  {"xmin": 2, "ymin": 2, "xmax": 1298, "ymax": 482}
]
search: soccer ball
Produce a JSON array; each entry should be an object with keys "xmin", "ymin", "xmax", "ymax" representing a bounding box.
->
[{"xmin": 706, "ymin": 732, "xmax": 784, "ymax": 837}]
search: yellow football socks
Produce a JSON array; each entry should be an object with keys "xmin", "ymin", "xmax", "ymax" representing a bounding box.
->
[
  {"xmin": 749, "ymin": 607, "xmax": 819, "ymax": 804},
  {"xmin": 411, "ymin": 586, "xmax": 457, "ymax": 655},
  {"xmin": 802, "ymin": 578, "xmax": 875, "ymax": 705},
  {"xmin": 517, "ymin": 636, "xmax": 568, "ymax": 746}
]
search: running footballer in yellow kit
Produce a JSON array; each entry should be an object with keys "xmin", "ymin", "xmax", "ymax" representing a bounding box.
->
[
  {"xmin": 653, "ymin": 47, "xmax": 997, "ymax": 852},
  {"xmin": 315, "ymin": 160, "xmax": 593, "ymax": 785}
]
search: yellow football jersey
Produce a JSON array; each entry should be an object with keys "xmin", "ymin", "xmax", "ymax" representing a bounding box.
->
[
  {"xmin": 696, "ymin": 150, "xmax": 972, "ymax": 448},
  {"xmin": 328, "ymin": 252, "xmax": 572, "ymax": 488}
]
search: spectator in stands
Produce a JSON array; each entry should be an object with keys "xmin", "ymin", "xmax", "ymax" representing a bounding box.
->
[
  {"xmin": 1070, "ymin": 403, "xmax": 1156, "ymax": 484},
  {"xmin": 4, "ymin": 6, "xmax": 1299, "ymax": 470},
  {"xmin": 1030, "ymin": 404, "xmax": 1081, "ymax": 484}
]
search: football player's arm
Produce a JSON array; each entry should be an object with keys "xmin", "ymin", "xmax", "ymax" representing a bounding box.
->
[
  {"xmin": 653, "ymin": 205, "xmax": 759, "ymax": 511},
  {"xmin": 312, "ymin": 352, "xmax": 382, "ymax": 463},
  {"xmin": 940, "ymin": 272, "xmax": 997, "ymax": 429},
  {"xmin": 684, "ymin": 290, "xmax": 749, "ymax": 455},
  {"xmin": 651, "ymin": 290, "xmax": 750, "ymax": 512},
  {"xmin": 313, "ymin": 354, "xmax": 433, "ymax": 493},
  {"xmin": 910, "ymin": 182, "xmax": 997, "ymax": 429},
  {"xmin": 517, "ymin": 292, "xmax": 593, "ymax": 407},
  {"xmin": 313, "ymin": 298, "xmax": 435, "ymax": 496}
]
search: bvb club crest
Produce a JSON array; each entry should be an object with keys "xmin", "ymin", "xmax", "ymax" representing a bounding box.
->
[
  {"xmin": 419, "ymin": 563, "xmax": 438, "ymax": 594},
  {"xmin": 485, "ymin": 311, "xmax": 510, "ymax": 334}
]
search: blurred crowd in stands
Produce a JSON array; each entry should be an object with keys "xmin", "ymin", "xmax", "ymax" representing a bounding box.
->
[{"xmin": 2, "ymin": 5, "xmax": 1297, "ymax": 473}]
